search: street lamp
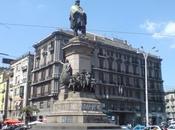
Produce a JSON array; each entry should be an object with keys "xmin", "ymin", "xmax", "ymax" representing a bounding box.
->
[{"xmin": 137, "ymin": 46, "xmax": 158, "ymax": 127}]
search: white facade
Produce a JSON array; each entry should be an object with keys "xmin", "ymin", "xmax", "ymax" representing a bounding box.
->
[
  {"xmin": 165, "ymin": 90, "xmax": 175, "ymax": 120},
  {"xmin": 8, "ymin": 53, "xmax": 33, "ymax": 118}
]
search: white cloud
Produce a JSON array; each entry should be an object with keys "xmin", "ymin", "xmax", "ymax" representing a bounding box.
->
[
  {"xmin": 163, "ymin": 22, "xmax": 175, "ymax": 35},
  {"xmin": 140, "ymin": 20, "xmax": 159, "ymax": 33},
  {"xmin": 141, "ymin": 20, "xmax": 175, "ymax": 49},
  {"xmin": 141, "ymin": 20, "xmax": 175, "ymax": 39}
]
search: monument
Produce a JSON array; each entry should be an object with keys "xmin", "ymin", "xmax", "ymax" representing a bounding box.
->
[
  {"xmin": 69, "ymin": 0, "xmax": 87, "ymax": 36},
  {"xmin": 31, "ymin": 1, "xmax": 121, "ymax": 130}
]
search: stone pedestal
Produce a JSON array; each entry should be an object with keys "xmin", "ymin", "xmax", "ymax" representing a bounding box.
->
[
  {"xmin": 58, "ymin": 86, "xmax": 68, "ymax": 101},
  {"xmin": 31, "ymin": 123, "xmax": 122, "ymax": 130},
  {"xmin": 47, "ymin": 92, "xmax": 108, "ymax": 124},
  {"xmin": 63, "ymin": 36, "xmax": 94, "ymax": 74}
]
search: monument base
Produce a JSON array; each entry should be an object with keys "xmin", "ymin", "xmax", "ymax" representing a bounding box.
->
[
  {"xmin": 31, "ymin": 123, "xmax": 121, "ymax": 130},
  {"xmin": 47, "ymin": 92, "xmax": 108, "ymax": 123}
]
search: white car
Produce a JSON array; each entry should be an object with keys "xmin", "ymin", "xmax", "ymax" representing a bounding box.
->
[
  {"xmin": 167, "ymin": 125, "xmax": 175, "ymax": 130},
  {"xmin": 145, "ymin": 125, "xmax": 162, "ymax": 130},
  {"xmin": 28, "ymin": 120, "xmax": 45, "ymax": 125}
]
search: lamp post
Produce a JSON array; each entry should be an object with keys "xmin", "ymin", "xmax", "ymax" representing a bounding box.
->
[
  {"xmin": 138, "ymin": 50, "xmax": 149, "ymax": 126},
  {"xmin": 143, "ymin": 52, "xmax": 149, "ymax": 127},
  {"xmin": 137, "ymin": 46, "xmax": 158, "ymax": 127}
]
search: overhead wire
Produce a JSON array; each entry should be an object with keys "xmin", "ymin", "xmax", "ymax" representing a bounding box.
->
[{"xmin": 0, "ymin": 22, "xmax": 175, "ymax": 38}]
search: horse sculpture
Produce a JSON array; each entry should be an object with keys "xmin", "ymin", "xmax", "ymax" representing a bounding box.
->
[{"xmin": 69, "ymin": 0, "xmax": 87, "ymax": 36}]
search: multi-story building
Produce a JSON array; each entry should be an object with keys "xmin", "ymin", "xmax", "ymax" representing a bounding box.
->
[
  {"xmin": 30, "ymin": 30, "xmax": 165, "ymax": 125},
  {"xmin": 165, "ymin": 90, "xmax": 175, "ymax": 120},
  {"xmin": 8, "ymin": 53, "xmax": 34, "ymax": 119},
  {"xmin": 0, "ymin": 68, "xmax": 9, "ymax": 121}
]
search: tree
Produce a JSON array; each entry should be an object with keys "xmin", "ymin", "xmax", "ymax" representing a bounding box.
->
[{"xmin": 21, "ymin": 105, "xmax": 40, "ymax": 124}]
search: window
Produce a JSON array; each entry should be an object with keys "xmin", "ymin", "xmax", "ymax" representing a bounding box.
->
[
  {"xmin": 148, "ymin": 68, "xmax": 153, "ymax": 78},
  {"xmin": 133, "ymin": 65, "xmax": 137, "ymax": 75},
  {"xmin": 109, "ymin": 73, "xmax": 113, "ymax": 84},
  {"xmin": 134, "ymin": 78, "xmax": 140, "ymax": 88},
  {"xmin": 19, "ymin": 86, "xmax": 24, "ymax": 97},
  {"xmin": 35, "ymin": 59, "xmax": 40, "ymax": 69},
  {"xmin": 135, "ymin": 91, "xmax": 140, "ymax": 98},
  {"xmin": 39, "ymin": 101, "xmax": 44, "ymax": 109},
  {"xmin": 125, "ymin": 64, "xmax": 129, "ymax": 73},
  {"xmin": 41, "ymin": 86, "xmax": 45, "ymax": 96},
  {"xmin": 37, "ymin": 86, "xmax": 41, "ymax": 96},
  {"xmin": 47, "ymin": 101, "xmax": 50, "ymax": 108},
  {"xmin": 108, "ymin": 59, "xmax": 113, "ymax": 70},
  {"xmin": 49, "ymin": 41, "xmax": 54, "ymax": 52},
  {"xmin": 117, "ymin": 62, "xmax": 121, "ymax": 72},
  {"xmin": 34, "ymin": 72, "xmax": 39, "ymax": 83},
  {"xmin": 141, "ymin": 67, "xmax": 145, "ymax": 76},
  {"xmin": 99, "ymin": 71, "xmax": 104, "ymax": 83},
  {"xmin": 99, "ymin": 48, "xmax": 103, "ymax": 55},
  {"xmin": 41, "ymin": 70, "xmax": 46, "ymax": 80},
  {"xmin": 126, "ymin": 77, "xmax": 130, "ymax": 86},
  {"xmin": 48, "ymin": 83, "xmax": 51, "ymax": 94},
  {"xmin": 32, "ymin": 87, "xmax": 37, "ymax": 97},
  {"xmin": 99, "ymin": 58, "xmax": 104, "ymax": 69},
  {"xmin": 48, "ymin": 67, "xmax": 53, "ymax": 78},
  {"xmin": 116, "ymin": 52, "xmax": 122, "ymax": 59}
]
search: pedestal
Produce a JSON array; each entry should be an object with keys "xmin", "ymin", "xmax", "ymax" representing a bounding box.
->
[
  {"xmin": 63, "ymin": 36, "xmax": 94, "ymax": 74},
  {"xmin": 47, "ymin": 92, "xmax": 108, "ymax": 124}
]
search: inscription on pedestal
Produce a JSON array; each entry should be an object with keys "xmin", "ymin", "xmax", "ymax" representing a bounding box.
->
[
  {"xmin": 61, "ymin": 116, "xmax": 73, "ymax": 123},
  {"xmin": 81, "ymin": 103, "xmax": 102, "ymax": 111}
]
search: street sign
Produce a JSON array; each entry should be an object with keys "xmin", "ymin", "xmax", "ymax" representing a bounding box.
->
[{"xmin": 2, "ymin": 58, "xmax": 14, "ymax": 64}]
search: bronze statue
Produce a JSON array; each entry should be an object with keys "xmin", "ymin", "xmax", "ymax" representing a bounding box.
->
[
  {"xmin": 69, "ymin": 0, "xmax": 87, "ymax": 36},
  {"xmin": 68, "ymin": 71, "xmax": 95, "ymax": 93},
  {"xmin": 59, "ymin": 59, "xmax": 72, "ymax": 87}
]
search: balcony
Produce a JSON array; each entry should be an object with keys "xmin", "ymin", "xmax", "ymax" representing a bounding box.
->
[
  {"xmin": 21, "ymin": 65, "xmax": 27, "ymax": 71},
  {"xmin": 22, "ymin": 78, "xmax": 27, "ymax": 83},
  {"xmin": 49, "ymin": 46, "xmax": 54, "ymax": 52},
  {"xmin": 42, "ymin": 51, "xmax": 47, "ymax": 56},
  {"xmin": 35, "ymin": 54, "xmax": 40, "ymax": 59},
  {"xmin": 32, "ymin": 78, "xmax": 53, "ymax": 86}
]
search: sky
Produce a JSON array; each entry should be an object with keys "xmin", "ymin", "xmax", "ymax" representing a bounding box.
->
[{"xmin": 0, "ymin": 0, "xmax": 174, "ymax": 91}]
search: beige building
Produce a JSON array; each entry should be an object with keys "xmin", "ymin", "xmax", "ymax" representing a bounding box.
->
[
  {"xmin": 8, "ymin": 53, "xmax": 33, "ymax": 119},
  {"xmin": 0, "ymin": 68, "xmax": 9, "ymax": 121},
  {"xmin": 165, "ymin": 90, "xmax": 175, "ymax": 120},
  {"xmin": 30, "ymin": 30, "xmax": 165, "ymax": 125}
]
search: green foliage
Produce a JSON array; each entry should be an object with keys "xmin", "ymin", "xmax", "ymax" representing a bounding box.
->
[{"xmin": 21, "ymin": 105, "xmax": 40, "ymax": 115}]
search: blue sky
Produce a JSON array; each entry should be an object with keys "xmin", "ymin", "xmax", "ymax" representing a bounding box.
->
[{"xmin": 0, "ymin": 0, "xmax": 174, "ymax": 91}]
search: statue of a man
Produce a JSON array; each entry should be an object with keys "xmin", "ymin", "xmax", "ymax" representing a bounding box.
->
[
  {"xmin": 59, "ymin": 59, "xmax": 72, "ymax": 87},
  {"xmin": 69, "ymin": 0, "xmax": 87, "ymax": 36}
]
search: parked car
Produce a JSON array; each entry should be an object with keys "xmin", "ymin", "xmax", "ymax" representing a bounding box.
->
[
  {"xmin": 144, "ymin": 125, "xmax": 162, "ymax": 130},
  {"xmin": 160, "ymin": 123, "xmax": 168, "ymax": 130},
  {"xmin": 121, "ymin": 125, "xmax": 131, "ymax": 130},
  {"xmin": 167, "ymin": 125, "xmax": 175, "ymax": 130},
  {"xmin": 133, "ymin": 124, "xmax": 145, "ymax": 130}
]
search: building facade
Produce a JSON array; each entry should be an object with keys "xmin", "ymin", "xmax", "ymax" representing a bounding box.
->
[
  {"xmin": 30, "ymin": 30, "xmax": 165, "ymax": 125},
  {"xmin": 165, "ymin": 90, "xmax": 175, "ymax": 120},
  {"xmin": 30, "ymin": 31, "xmax": 71, "ymax": 121},
  {"xmin": 8, "ymin": 53, "xmax": 34, "ymax": 119},
  {"xmin": 0, "ymin": 68, "xmax": 9, "ymax": 121}
]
